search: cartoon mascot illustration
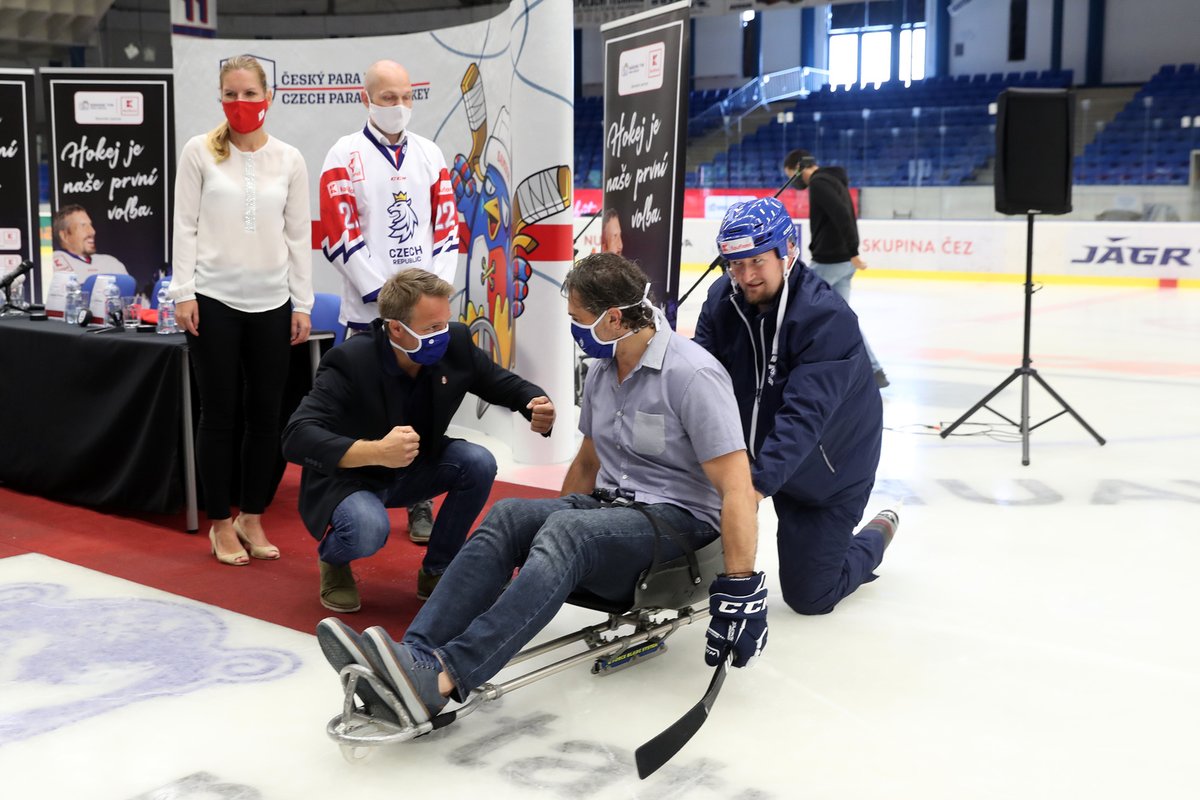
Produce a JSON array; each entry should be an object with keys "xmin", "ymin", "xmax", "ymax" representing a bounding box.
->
[{"xmin": 451, "ymin": 63, "xmax": 571, "ymax": 417}]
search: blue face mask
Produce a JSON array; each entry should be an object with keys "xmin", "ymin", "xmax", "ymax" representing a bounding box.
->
[
  {"xmin": 387, "ymin": 318, "xmax": 450, "ymax": 365},
  {"xmin": 570, "ymin": 283, "xmax": 654, "ymax": 359},
  {"xmin": 571, "ymin": 315, "xmax": 634, "ymax": 359}
]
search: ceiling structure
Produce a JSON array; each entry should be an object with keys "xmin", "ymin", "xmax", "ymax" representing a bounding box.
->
[{"xmin": 0, "ymin": 0, "xmax": 866, "ymax": 66}]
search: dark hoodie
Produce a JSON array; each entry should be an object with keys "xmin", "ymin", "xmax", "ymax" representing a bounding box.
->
[{"xmin": 805, "ymin": 165, "xmax": 860, "ymax": 264}]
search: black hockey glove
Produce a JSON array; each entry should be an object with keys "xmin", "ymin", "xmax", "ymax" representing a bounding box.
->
[{"xmin": 704, "ymin": 572, "xmax": 768, "ymax": 668}]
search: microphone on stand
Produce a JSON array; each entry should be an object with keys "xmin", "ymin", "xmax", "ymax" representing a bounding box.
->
[{"xmin": 0, "ymin": 259, "xmax": 34, "ymax": 293}]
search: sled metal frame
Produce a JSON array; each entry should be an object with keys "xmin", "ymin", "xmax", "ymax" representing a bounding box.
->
[{"xmin": 326, "ymin": 539, "xmax": 724, "ymax": 756}]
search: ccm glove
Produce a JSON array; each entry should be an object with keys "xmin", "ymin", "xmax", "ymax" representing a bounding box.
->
[{"xmin": 704, "ymin": 572, "xmax": 768, "ymax": 668}]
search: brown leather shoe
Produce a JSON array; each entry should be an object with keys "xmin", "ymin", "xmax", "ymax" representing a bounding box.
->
[
  {"xmin": 416, "ymin": 569, "xmax": 442, "ymax": 602},
  {"xmin": 319, "ymin": 561, "xmax": 361, "ymax": 613}
]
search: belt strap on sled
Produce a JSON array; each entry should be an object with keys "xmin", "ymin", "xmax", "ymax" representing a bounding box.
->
[{"xmin": 590, "ymin": 489, "xmax": 703, "ymax": 587}]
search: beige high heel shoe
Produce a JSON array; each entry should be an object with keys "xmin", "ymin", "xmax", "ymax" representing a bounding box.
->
[
  {"xmin": 234, "ymin": 517, "xmax": 281, "ymax": 560},
  {"xmin": 210, "ymin": 527, "xmax": 249, "ymax": 566}
]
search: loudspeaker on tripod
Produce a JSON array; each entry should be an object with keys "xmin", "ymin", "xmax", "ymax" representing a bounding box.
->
[{"xmin": 994, "ymin": 88, "xmax": 1074, "ymax": 216}]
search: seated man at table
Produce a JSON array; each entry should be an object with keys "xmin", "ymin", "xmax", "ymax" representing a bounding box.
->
[
  {"xmin": 282, "ymin": 268, "xmax": 555, "ymax": 610},
  {"xmin": 51, "ymin": 204, "xmax": 130, "ymax": 280},
  {"xmin": 315, "ymin": 253, "xmax": 766, "ymax": 726}
]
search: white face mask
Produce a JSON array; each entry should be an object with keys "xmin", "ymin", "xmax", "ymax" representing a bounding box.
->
[{"xmin": 369, "ymin": 102, "xmax": 412, "ymax": 135}]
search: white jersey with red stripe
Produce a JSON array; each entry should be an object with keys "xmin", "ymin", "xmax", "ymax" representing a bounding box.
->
[
  {"xmin": 51, "ymin": 250, "xmax": 129, "ymax": 279},
  {"xmin": 318, "ymin": 122, "xmax": 459, "ymax": 328}
]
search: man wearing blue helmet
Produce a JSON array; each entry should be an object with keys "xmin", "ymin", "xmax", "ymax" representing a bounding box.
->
[{"xmin": 694, "ymin": 197, "xmax": 898, "ymax": 615}]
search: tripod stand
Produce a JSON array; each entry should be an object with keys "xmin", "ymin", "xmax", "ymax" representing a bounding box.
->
[{"xmin": 939, "ymin": 212, "xmax": 1105, "ymax": 464}]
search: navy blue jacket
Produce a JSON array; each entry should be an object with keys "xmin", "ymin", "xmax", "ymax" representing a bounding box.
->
[{"xmin": 694, "ymin": 265, "xmax": 881, "ymax": 505}]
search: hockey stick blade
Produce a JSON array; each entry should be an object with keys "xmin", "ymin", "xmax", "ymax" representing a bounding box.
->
[{"xmin": 634, "ymin": 657, "xmax": 729, "ymax": 779}]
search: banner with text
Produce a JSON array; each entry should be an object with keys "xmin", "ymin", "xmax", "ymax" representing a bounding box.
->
[
  {"xmin": 0, "ymin": 70, "xmax": 39, "ymax": 303},
  {"xmin": 43, "ymin": 69, "xmax": 175, "ymax": 299},
  {"xmin": 581, "ymin": 218, "xmax": 1200, "ymax": 288},
  {"xmin": 575, "ymin": 186, "xmax": 859, "ymax": 222},
  {"xmin": 171, "ymin": 0, "xmax": 217, "ymax": 37},
  {"xmin": 601, "ymin": 0, "xmax": 690, "ymax": 325},
  {"xmin": 172, "ymin": 1, "xmax": 576, "ymax": 464}
]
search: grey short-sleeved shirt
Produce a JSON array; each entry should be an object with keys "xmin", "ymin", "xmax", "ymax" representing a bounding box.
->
[{"xmin": 579, "ymin": 318, "xmax": 747, "ymax": 529}]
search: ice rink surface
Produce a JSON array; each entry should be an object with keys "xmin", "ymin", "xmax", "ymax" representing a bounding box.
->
[{"xmin": 3, "ymin": 276, "xmax": 1198, "ymax": 799}]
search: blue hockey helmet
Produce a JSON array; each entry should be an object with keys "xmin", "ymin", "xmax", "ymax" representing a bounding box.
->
[{"xmin": 715, "ymin": 197, "xmax": 796, "ymax": 262}]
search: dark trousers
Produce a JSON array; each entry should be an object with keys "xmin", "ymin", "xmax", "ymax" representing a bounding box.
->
[
  {"xmin": 186, "ymin": 294, "xmax": 292, "ymax": 520},
  {"xmin": 772, "ymin": 485, "xmax": 886, "ymax": 615}
]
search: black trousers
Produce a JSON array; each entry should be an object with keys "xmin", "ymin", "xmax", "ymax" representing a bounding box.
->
[{"xmin": 186, "ymin": 294, "xmax": 292, "ymax": 520}]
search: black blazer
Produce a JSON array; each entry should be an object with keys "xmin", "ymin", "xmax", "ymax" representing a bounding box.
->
[{"xmin": 282, "ymin": 319, "xmax": 548, "ymax": 540}]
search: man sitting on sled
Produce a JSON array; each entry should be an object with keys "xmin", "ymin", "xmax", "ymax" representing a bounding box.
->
[{"xmin": 316, "ymin": 252, "xmax": 767, "ymax": 725}]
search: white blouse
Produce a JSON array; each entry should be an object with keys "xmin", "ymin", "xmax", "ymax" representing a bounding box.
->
[{"xmin": 171, "ymin": 133, "xmax": 313, "ymax": 314}]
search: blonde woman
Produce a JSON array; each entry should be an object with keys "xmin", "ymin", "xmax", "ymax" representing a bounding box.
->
[{"xmin": 172, "ymin": 55, "xmax": 313, "ymax": 566}]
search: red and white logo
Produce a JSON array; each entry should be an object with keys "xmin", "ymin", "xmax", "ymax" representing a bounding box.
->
[
  {"xmin": 719, "ymin": 236, "xmax": 755, "ymax": 255},
  {"xmin": 348, "ymin": 151, "xmax": 365, "ymax": 182}
]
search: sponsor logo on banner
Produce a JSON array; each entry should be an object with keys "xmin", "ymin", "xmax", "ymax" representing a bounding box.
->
[
  {"xmin": 578, "ymin": 188, "xmax": 817, "ymax": 219},
  {"xmin": 1068, "ymin": 235, "xmax": 1195, "ymax": 267},
  {"xmin": 618, "ymin": 42, "xmax": 665, "ymax": 95},
  {"xmin": 856, "ymin": 220, "xmax": 1004, "ymax": 271},
  {"xmin": 705, "ymin": 194, "xmax": 755, "ymax": 219},
  {"xmin": 0, "ymin": 228, "xmax": 20, "ymax": 249},
  {"xmin": 73, "ymin": 92, "xmax": 144, "ymax": 125}
]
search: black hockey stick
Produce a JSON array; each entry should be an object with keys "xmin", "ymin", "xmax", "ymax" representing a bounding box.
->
[{"xmin": 634, "ymin": 654, "xmax": 730, "ymax": 779}]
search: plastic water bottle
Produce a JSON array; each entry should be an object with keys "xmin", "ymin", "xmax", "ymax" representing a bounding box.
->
[
  {"xmin": 64, "ymin": 274, "xmax": 82, "ymax": 325},
  {"xmin": 156, "ymin": 282, "xmax": 176, "ymax": 334}
]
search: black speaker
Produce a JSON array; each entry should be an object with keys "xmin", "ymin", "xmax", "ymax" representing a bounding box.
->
[{"xmin": 994, "ymin": 88, "xmax": 1074, "ymax": 215}]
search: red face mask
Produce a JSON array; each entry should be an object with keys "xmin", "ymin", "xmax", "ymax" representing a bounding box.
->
[{"xmin": 222, "ymin": 99, "xmax": 269, "ymax": 134}]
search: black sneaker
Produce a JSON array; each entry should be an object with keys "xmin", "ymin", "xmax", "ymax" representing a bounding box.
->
[
  {"xmin": 407, "ymin": 500, "xmax": 434, "ymax": 544},
  {"xmin": 874, "ymin": 369, "xmax": 890, "ymax": 388},
  {"xmin": 315, "ymin": 617, "xmax": 399, "ymax": 724}
]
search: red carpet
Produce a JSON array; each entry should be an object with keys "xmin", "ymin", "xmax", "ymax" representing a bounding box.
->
[{"xmin": 0, "ymin": 464, "xmax": 556, "ymax": 634}]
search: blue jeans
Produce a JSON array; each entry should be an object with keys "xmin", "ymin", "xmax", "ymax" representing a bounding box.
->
[
  {"xmin": 402, "ymin": 494, "xmax": 717, "ymax": 697},
  {"xmin": 318, "ymin": 438, "xmax": 497, "ymax": 575},
  {"xmin": 809, "ymin": 261, "xmax": 881, "ymax": 372}
]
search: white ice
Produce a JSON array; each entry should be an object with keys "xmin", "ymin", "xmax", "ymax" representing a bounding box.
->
[{"xmin": 2, "ymin": 276, "xmax": 1198, "ymax": 799}]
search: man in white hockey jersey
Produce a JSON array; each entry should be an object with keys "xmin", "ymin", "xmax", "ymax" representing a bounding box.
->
[
  {"xmin": 51, "ymin": 205, "xmax": 130, "ymax": 280},
  {"xmin": 318, "ymin": 59, "xmax": 461, "ymax": 544}
]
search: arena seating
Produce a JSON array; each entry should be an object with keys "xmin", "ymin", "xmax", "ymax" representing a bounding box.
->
[
  {"xmin": 574, "ymin": 89, "xmax": 732, "ymax": 189},
  {"xmin": 692, "ymin": 70, "xmax": 1072, "ymax": 188},
  {"xmin": 576, "ymin": 65, "xmax": 1198, "ymax": 189},
  {"xmin": 1074, "ymin": 63, "xmax": 1200, "ymax": 185}
]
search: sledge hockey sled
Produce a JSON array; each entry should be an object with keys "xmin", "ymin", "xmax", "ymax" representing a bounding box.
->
[{"xmin": 326, "ymin": 536, "xmax": 725, "ymax": 763}]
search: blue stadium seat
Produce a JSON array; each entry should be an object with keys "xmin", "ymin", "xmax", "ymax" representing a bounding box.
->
[{"xmin": 310, "ymin": 292, "xmax": 344, "ymax": 346}]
